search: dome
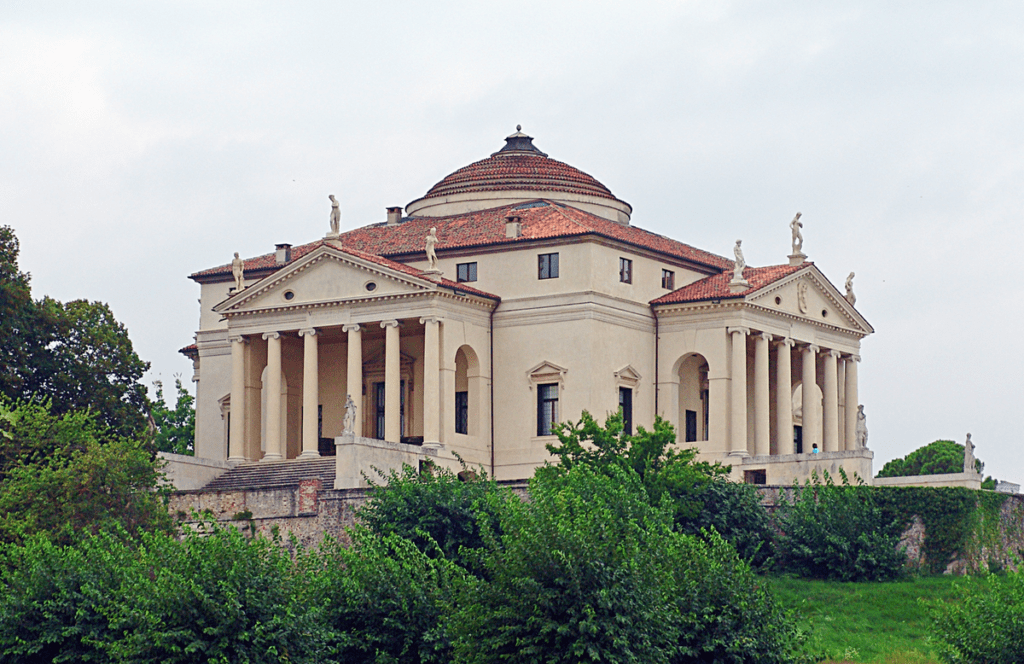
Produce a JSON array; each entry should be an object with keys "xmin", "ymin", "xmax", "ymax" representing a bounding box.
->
[{"xmin": 405, "ymin": 127, "xmax": 632, "ymax": 224}]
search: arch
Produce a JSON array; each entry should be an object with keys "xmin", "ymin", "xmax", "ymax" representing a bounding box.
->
[
  {"xmin": 676, "ymin": 353, "xmax": 710, "ymax": 443},
  {"xmin": 454, "ymin": 344, "xmax": 482, "ymax": 436}
]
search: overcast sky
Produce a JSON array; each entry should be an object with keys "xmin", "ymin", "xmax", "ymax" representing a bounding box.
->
[{"xmin": 4, "ymin": 1, "xmax": 1022, "ymax": 482}]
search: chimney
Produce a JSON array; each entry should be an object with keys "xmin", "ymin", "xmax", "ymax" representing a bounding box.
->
[
  {"xmin": 275, "ymin": 243, "xmax": 292, "ymax": 263},
  {"xmin": 387, "ymin": 206, "xmax": 403, "ymax": 226},
  {"xmin": 505, "ymin": 215, "xmax": 522, "ymax": 238}
]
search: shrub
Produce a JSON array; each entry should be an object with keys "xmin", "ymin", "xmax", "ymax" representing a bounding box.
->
[
  {"xmin": 775, "ymin": 471, "xmax": 906, "ymax": 582},
  {"xmin": 358, "ymin": 462, "xmax": 510, "ymax": 573},
  {"xmin": 932, "ymin": 567, "xmax": 1024, "ymax": 662},
  {"xmin": 450, "ymin": 464, "xmax": 805, "ymax": 664}
]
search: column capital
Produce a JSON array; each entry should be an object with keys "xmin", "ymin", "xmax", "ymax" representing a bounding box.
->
[
  {"xmin": 298, "ymin": 327, "xmax": 317, "ymax": 337},
  {"xmin": 229, "ymin": 334, "xmax": 248, "ymax": 344},
  {"xmin": 419, "ymin": 316, "xmax": 443, "ymax": 326},
  {"xmin": 827, "ymin": 349, "xmax": 841, "ymax": 359},
  {"xmin": 806, "ymin": 344, "xmax": 820, "ymax": 353},
  {"xmin": 262, "ymin": 331, "xmax": 281, "ymax": 341},
  {"xmin": 727, "ymin": 326, "xmax": 750, "ymax": 336},
  {"xmin": 847, "ymin": 354, "xmax": 861, "ymax": 363},
  {"xmin": 775, "ymin": 337, "xmax": 795, "ymax": 348},
  {"xmin": 758, "ymin": 332, "xmax": 773, "ymax": 342},
  {"xmin": 380, "ymin": 319, "xmax": 400, "ymax": 329},
  {"xmin": 341, "ymin": 323, "xmax": 361, "ymax": 333}
]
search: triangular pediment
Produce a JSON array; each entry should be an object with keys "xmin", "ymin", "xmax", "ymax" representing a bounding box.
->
[
  {"xmin": 214, "ymin": 245, "xmax": 435, "ymax": 315},
  {"xmin": 748, "ymin": 266, "xmax": 872, "ymax": 334},
  {"xmin": 526, "ymin": 360, "xmax": 568, "ymax": 385}
]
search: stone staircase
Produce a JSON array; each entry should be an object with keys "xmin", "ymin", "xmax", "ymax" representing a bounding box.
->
[{"xmin": 200, "ymin": 457, "xmax": 336, "ymax": 491}]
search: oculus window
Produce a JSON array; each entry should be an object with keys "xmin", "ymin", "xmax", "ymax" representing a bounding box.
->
[
  {"xmin": 456, "ymin": 262, "xmax": 477, "ymax": 283},
  {"xmin": 619, "ymin": 258, "xmax": 633, "ymax": 283},
  {"xmin": 538, "ymin": 253, "xmax": 559, "ymax": 279},
  {"xmin": 537, "ymin": 383, "xmax": 559, "ymax": 436}
]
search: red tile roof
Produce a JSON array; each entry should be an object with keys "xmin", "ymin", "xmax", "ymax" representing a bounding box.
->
[
  {"xmin": 191, "ymin": 201, "xmax": 730, "ymax": 283},
  {"xmin": 197, "ymin": 240, "xmax": 499, "ymax": 302},
  {"xmin": 651, "ymin": 263, "xmax": 807, "ymax": 305},
  {"xmin": 422, "ymin": 153, "xmax": 617, "ymax": 201},
  {"xmin": 179, "ymin": 343, "xmax": 198, "ymax": 356}
]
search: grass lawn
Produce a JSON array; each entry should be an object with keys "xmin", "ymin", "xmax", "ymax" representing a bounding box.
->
[{"xmin": 767, "ymin": 575, "xmax": 985, "ymax": 664}]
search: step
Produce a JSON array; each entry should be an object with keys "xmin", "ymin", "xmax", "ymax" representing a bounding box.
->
[{"xmin": 201, "ymin": 458, "xmax": 336, "ymax": 491}]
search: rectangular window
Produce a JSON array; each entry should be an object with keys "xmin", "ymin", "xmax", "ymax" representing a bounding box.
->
[
  {"xmin": 662, "ymin": 269, "xmax": 675, "ymax": 290},
  {"xmin": 537, "ymin": 383, "xmax": 559, "ymax": 436},
  {"xmin": 538, "ymin": 253, "xmax": 559, "ymax": 279},
  {"xmin": 619, "ymin": 258, "xmax": 632, "ymax": 283},
  {"xmin": 685, "ymin": 409, "xmax": 697, "ymax": 442},
  {"xmin": 618, "ymin": 387, "xmax": 633, "ymax": 434},
  {"xmin": 374, "ymin": 381, "xmax": 405, "ymax": 440},
  {"xmin": 456, "ymin": 262, "xmax": 477, "ymax": 283},
  {"xmin": 455, "ymin": 391, "xmax": 469, "ymax": 434}
]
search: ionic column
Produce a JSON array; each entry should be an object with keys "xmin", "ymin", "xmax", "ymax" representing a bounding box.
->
[
  {"xmin": 823, "ymin": 349, "xmax": 840, "ymax": 452},
  {"xmin": 421, "ymin": 317, "xmax": 441, "ymax": 446},
  {"xmin": 754, "ymin": 333, "xmax": 771, "ymax": 456},
  {"xmin": 801, "ymin": 344, "xmax": 819, "ymax": 452},
  {"xmin": 837, "ymin": 360, "xmax": 847, "ymax": 449},
  {"xmin": 845, "ymin": 355, "xmax": 860, "ymax": 449},
  {"xmin": 381, "ymin": 320, "xmax": 401, "ymax": 443},
  {"xmin": 299, "ymin": 328, "xmax": 319, "ymax": 458},
  {"xmin": 229, "ymin": 335, "xmax": 248, "ymax": 463},
  {"xmin": 728, "ymin": 327, "xmax": 750, "ymax": 456},
  {"xmin": 343, "ymin": 324, "xmax": 363, "ymax": 437},
  {"xmin": 775, "ymin": 338, "xmax": 794, "ymax": 455},
  {"xmin": 262, "ymin": 332, "xmax": 283, "ymax": 461}
]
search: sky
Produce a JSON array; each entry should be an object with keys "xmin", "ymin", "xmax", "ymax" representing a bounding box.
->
[{"xmin": 3, "ymin": 1, "xmax": 1023, "ymax": 482}]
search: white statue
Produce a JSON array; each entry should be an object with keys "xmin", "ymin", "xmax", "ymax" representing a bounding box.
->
[
  {"xmin": 797, "ymin": 281, "xmax": 809, "ymax": 314},
  {"xmin": 342, "ymin": 394, "xmax": 357, "ymax": 435},
  {"xmin": 425, "ymin": 227, "xmax": 439, "ymax": 270},
  {"xmin": 856, "ymin": 405, "xmax": 868, "ymax": 448},
  {"xmin": 964, "ymin": 433, "xmax": 977, "ymax": 474},
  {"xmin": 845, "ymin": 272, "xmax": 856, "ymax": 306},
  {"xmin": 328, "ymin": 194, "xmax": 341, "ymax": 236},
  {"xmin": 231, "ymin": 252, "xmax": 244, "ymax": 291},
  {"xmin": 732, "ymin": 239, "xmax": 746, "ymax": 282},
  {"xmin": 790, "ymin": 212, "xmax": 804, "ymax": 254}
]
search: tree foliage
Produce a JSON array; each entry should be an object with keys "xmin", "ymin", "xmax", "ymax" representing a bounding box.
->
[
  {"xmin": 0, "ymin": 399, "xmax": 171, "ymax": 546},
  {"xmin": 543, "ymin": 410, "xmax": 774, "ymax": 566},
  {"xmin": 877, "ymin": 439, "xmax": 983, "ymax": 478},
  {"xmin": 775, "ymin": 471, "xmax": 906, "ymax": 582},
  {"xmin": 0, "ymin": 225, "xmax": 150, "ymax": 439},
  {"xmin": 150, "ymin": 376, "xmax": 195, "ymax": 456},
  {"xmin": 931, "ymin": 566, "xmax": 1024, "ymax": 663}
]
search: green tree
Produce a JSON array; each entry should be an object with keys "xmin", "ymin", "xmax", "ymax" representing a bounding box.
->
[
  {"xmin": 931, "ymin": 566, "xmax": 1024, "ymax": 662},
  {"xmin": 877, "ymin": 439, "xmax": 983, "ymax": 478},
  {"xmin": 775, "ymin": 471, "xmax": 906, "ymax": 582},
  {"xmin": 150, "ymin": 376, "xmax": 195, "ymax": 456},
  {"xmin": 0, "ymin": 226, "xmax": 47, "ymax": 400},
  {"xmin": 0, "ymin": 400, "xmax": 171, "ymax": 546},
  {"xmin": 544, "ymin": 410, "xmax": 774, "ymax": 566},
  {"xmin": 358, "ymin": 462, "xmax": 509, "ymax": 574}
]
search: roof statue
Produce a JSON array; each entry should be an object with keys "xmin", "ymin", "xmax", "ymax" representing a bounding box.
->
[
  {"xmin": 328, "ymin": 194, "xmax": 341, "ymax": 237},
  {"xmin": 231, "ymin": 252, "xmax": 244, "ymax": 292},
  {"xmin": 789, "ymin": 212, "xmax": 807, "ymax": 265},
  {"xmin": 425, "ymin": 227, "xmax": 439, "ymax": 271},
  {"xmin": 845, "ymin": 272, "xmax": 856, "ymax": 306},
  {"xmin": 728, "ymin": 240, "xmax": 749, "ymax": 291},
  {"xmin": 964, "ymin": 433, "xmax": 977, "ymax": 474},
  {"xmin": 856, "ymin": 405, "xmax": 868, "ymax": 448}
]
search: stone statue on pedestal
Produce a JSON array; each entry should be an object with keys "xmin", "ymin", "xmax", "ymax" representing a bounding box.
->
[
  {"xmin": 964, "ymin": 433, "xmax": 977, "ymax": 474},
  {"xmin": 856, "ymin": 404, "xmax": 868, "ymax": 448},
  {"xmin": 343, "ymin": 394, "xmax": 357, "ymax": 436},
  {"xmin": 790, "ymin": 212, "xmax": 804, "ymax": 254},
  {"xmin": 425, "ymin": 227, "xmax": 439, "ymax": 271},
  {"xmin": 329, "ymin": 194, "xmax": 341, "ymax": 236},
  {"xmin": 231, "ymin": 252, "xmax": 244, "ymax": 292},
  {"xmin": 845, "ymin": 272, "xmax": 856, "ymax": 306}
]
